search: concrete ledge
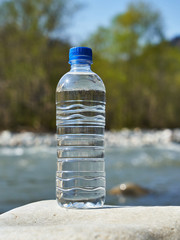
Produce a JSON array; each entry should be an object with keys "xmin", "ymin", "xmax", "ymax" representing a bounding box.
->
[{"xmin": 0, "ymin": 200, "xmax": 180, "ymax": 240}]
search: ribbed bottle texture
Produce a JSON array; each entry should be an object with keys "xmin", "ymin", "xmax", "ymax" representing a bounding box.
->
[{"xmin": 56, "ymin": 88, "xmax": 106, "ymax": 208}]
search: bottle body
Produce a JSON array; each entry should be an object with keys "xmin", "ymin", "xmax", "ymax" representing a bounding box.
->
[{"xmin": 56, "ymin": 65, "xmax": 106, "ymax": 208}]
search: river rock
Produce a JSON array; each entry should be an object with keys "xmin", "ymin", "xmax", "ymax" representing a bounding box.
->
[
  {"xmin": 108, "ymin": 183, "xmax": 150, "ymax": 197},
  {"xmin": 0, "ymin": 200, "xmax": 179, "ymax": 240}
]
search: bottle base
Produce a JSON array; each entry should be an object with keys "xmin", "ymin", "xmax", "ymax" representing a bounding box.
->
[{"xmin": 56, "ymin": 197, "xmax": 105, "ymax": 209}]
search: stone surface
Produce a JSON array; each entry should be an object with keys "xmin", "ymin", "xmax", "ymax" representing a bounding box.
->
[{"xmin": 0, "ymin": 200, "xmax": 180, "ymax": 240}]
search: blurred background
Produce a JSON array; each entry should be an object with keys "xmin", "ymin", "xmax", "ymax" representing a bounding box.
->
[{"xmin": 0, "ymin": 0, "xmax": 180, "ymax": 213}]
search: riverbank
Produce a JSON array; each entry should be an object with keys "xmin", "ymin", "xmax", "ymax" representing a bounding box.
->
[
  {"xmin": 1, "ymin": 128, "xmax": 180, "ymax": 147},
  {"xmin": 0, "ymin": 200, "xmax": 179, "ymax": 240}
]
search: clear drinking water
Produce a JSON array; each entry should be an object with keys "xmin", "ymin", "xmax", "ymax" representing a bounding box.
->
[{"xmin": 56, "ymin": 47, "xmax": 106, "ymax": 208}]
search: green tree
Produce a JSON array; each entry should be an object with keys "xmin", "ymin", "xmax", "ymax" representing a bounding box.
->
[
  {"xmin": 135, "ymin": 42, "xmax": 180, "ymax": 128},
  {"xmin": 88, "ymin": 1, "xmax": 164, "ymax": 61},
  {"xmin": 86, "ymin": 1, "xmax": 180, "ymax": 129},
  {"xmin": 0, "ymin": 0, "xmax": 68, "ymax": 35},
  {"xmin": 0, "ymin": 0, "xmax": 76, "ymax": 131}
]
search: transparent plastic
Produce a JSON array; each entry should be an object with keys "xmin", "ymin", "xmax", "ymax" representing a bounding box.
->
[{"xmin": 56, "ymin": 60, "xmax": 106, "ymax": 208}]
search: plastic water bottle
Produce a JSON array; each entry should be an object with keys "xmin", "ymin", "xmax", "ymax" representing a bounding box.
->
[{"xmin": 56, "ymin": 47, "xmax": 106, "ymax": 208}]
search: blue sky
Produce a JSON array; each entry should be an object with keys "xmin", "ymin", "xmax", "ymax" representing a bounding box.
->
[{"xmin": 66, "ymin": 0, "xmax": 180, "ymax": 45}]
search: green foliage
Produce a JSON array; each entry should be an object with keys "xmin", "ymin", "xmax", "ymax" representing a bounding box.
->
[
  {"xmin": 0, "ymin": 0, "xmax": 180, "ymax": 131},
  {"xmin": 0, "ymin": 0, "xmax": 67, "ymax": 34},
  {"xmin": 88, "ymin": 2, "xmax": 164, "ymax": 61},
  {"xmin": 88, "ymin": 2, "xmax": 180, "ymax": 129},
  {"xmin": 0, "ymin": 0, "xmax": 71, "ymax": 131}
]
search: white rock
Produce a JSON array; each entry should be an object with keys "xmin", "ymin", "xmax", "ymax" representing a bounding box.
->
[
  {"xmin": 0, "ymin": 200, "xmax": 180, "ymax": 240},
  {"xmin": 0, "ymin": 130, "xmax": 11, "ymax": 146}
]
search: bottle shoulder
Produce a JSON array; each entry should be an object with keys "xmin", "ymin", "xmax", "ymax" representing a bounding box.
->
[{"xmin": 56, "ymin": 71, "xmax": 105, "ymax": 93}]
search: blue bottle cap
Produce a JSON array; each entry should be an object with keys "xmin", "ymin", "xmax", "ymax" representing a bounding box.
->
[{"xmin": 69, "ymin": 47, "xmax": 92, "ymax": 63}]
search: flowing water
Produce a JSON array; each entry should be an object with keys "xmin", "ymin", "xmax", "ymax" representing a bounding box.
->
[{"xmin": 0, "ymin": 130, "xmax": 180, "ymax": 214}]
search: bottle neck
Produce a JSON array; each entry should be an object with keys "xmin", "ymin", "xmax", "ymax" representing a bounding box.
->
[{"xmin": 69, "ymin": 60, "xmax": 92, "ymax": 72}]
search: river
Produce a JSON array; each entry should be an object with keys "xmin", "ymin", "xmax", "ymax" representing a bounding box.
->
[{"xmin": 0, "ymin": 129, "xmax": 180, "ymax": 213}]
